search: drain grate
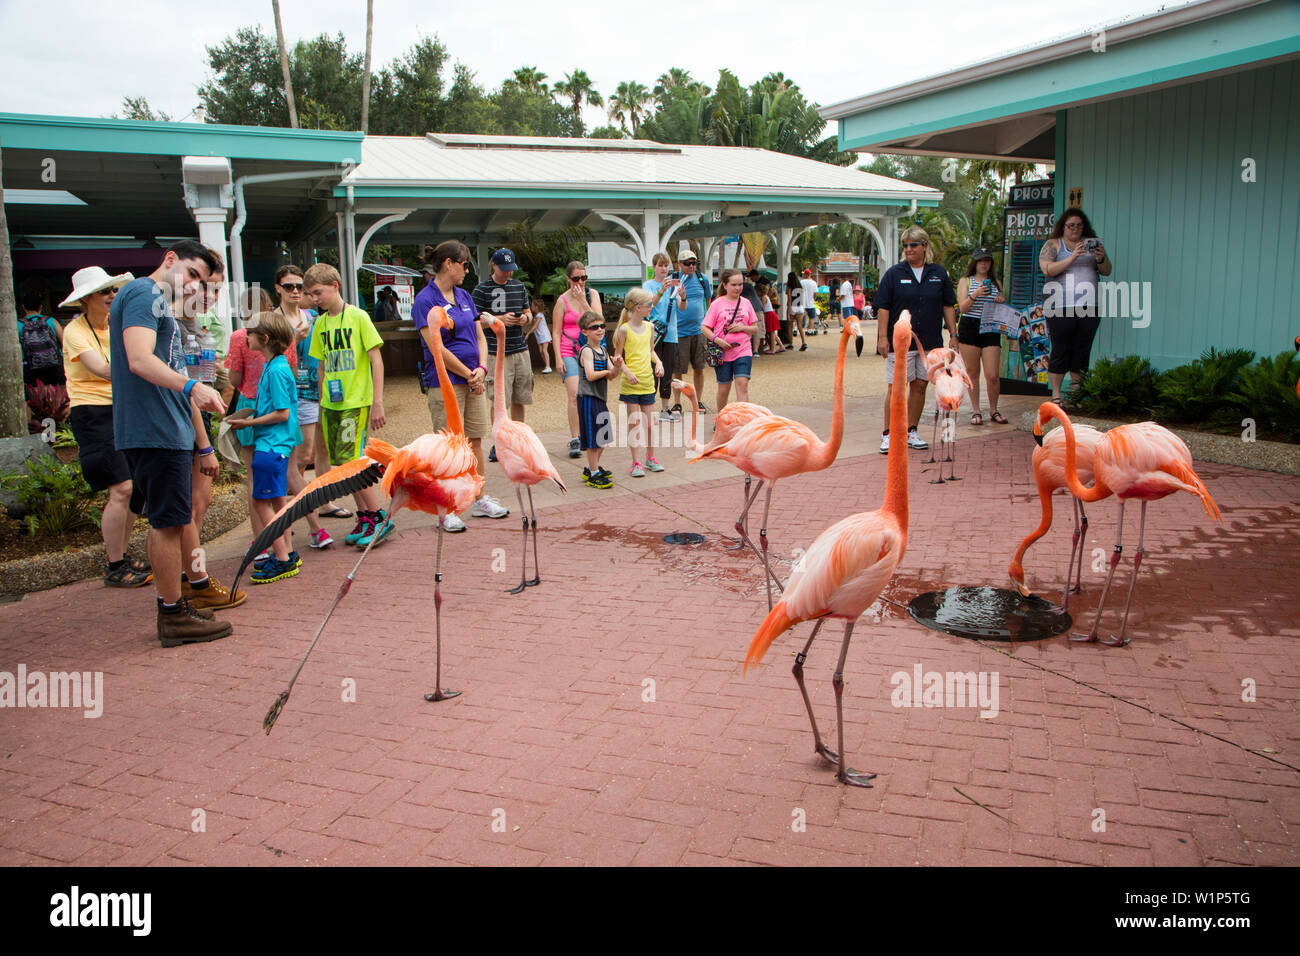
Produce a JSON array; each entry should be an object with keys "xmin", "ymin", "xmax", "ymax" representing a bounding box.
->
[
  {"xmin": 908, "ymin": 586, "xmax": 1071, "ymax": 642},
  {"xmin": 663, "ymin": 532, "xmax": 706, "ymax": 546}
]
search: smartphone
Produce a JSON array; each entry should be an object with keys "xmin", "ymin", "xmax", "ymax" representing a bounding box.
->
[
  {"xmin": 1083, "ymin": 238, "xmax": 1100, "ymax": 252},
  {"xmin": 670, "ymin": 271, "xmax": 680, "ymax": 280}
]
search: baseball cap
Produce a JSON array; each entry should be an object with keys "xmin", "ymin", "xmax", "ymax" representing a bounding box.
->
[
  {"xmin": 803, "ymin": 268, "xmax": 812, "ymax": 276},
  {"xmin": 678, "ymin": 250, "xmax": 698, "ymax": 262},
  {"xmin": 491, "ymin": 248, "xmax": 517, "ymax": 270},
  {"xmin": 971, "ymin": 247, "xmax": 993, "ymax": 262}
]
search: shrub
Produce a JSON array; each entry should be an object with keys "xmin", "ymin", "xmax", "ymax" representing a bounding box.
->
[
  {"xmin": 1226, "ymin": 351, "xmax": 1300, "ymax": 442},
  {"xmin": 1154, "ymin": 347, "xmax": 1255, "ymax": 427},
  {"xmin": 25, "ymin": 381, "xmax": 70, "ymax": 433},
  {"xmin": 1070, "ymin": 356, "xmax": 1159, "ymax": 416},
  {"xmin": 1, "ymin": 455, "xmax": 102, "ymax": 538}
]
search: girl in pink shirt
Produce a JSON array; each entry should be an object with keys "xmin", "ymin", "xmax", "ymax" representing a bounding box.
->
[{"xmin": 702, "ymin": 268, "xmax": 759, "ymax": 412}]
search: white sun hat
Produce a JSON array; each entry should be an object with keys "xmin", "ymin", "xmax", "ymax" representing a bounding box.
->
[{"xmin": 58, "ymin": 266, "xmax": 134, "ymax": 309}]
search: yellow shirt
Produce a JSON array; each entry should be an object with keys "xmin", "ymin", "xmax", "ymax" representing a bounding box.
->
[
  {"xmin": 619, "ymin": 321, "xmax": 655, "ymax": 396},
  {"xmin": 62, "ymin": 315, "xmax": 113, "ymax": 406}
]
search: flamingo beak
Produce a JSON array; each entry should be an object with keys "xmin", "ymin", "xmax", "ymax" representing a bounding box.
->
[{"xmin": 855, "ymin": 334, "xmax": 864, "ymax": 358}]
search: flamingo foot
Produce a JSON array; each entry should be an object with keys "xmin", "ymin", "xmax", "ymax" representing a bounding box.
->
[
  {"xmin": 1069, "ymin": 631, "xmax": 1099, "ymax": 643},
  {"xmin": 814, "ymin": 742, "xmax": 841, "ymax": 766},
  {"xmin": 928, "ymin": 475, "xmax": 946, "ymax": 485},
  {"xmin": 525, "ymin": 575, "xmax": 541, "ymax": 587},
  {"xmin": 1101, "ymin": 634, "xmax": 1131, "ymax": 648},
  {"xmin": 423, "ymin": 688, "xmax": 462, "ymax": 702},
  {"xmin": 507, "ymin": 581, "xmax": 528, "ymax": 594},
  {"xmin": 1069, "ymin": 584, "xmax": 1083, "ymax": 595},
  {"xmin": 836, "ymin": 766, "xmax": 877, "ymax": 788},
  {"xmin": 722, "ymin": 537, "xmax": 745, "ymax": 550}
]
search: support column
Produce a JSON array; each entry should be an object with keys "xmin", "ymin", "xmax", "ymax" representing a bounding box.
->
[
  {"xmin": 476, "ymin": 243, "xmax": 490, "ymax": 281},
  {"xmin": 699, "ymin": 238, "xmax": 716, "ymax": 281},
  {"xmin": 777, "ymin": 226, "xmax": 792, "ymax": 315},
  {"xmin": 641, "ymin": 208, "xmax": 660, "ymax": 278}
]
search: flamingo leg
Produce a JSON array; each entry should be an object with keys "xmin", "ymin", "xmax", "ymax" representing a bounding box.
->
[
  {"xmin": 424, "ymin": 520, "xmax": 461, "ymax": 701},
  {"xmin": 1105, "ymin": 501, "xmax": 1146, "ymax": 647},
  {"xmin": 1072, "ymin": 501, "xmax": 1089, "ymax": 596},
  {"xmin": 944, "ymin": 413, "xmax": 961, "ymax": 482},
  {"xmin": 1061, "ymin": 497, "xmax": 1084, "ymax": 612},
  {"xmin": 732, "ymin": 477, "xmax": 766, "ymax": 561},
  {"xmin": 792, "ymin": 620, "xmax": 837, "ymax": 764},
  {"xmin": 508, "ymin": 485, "xmax": 529, "ymax": 594},
  {"xmin": 832, "ymin": 622, "xmax": 875, "ymax": 786},
  {"xmin": 262, "ymin": 513, "xmax": 388, "ymax": 733},
  {"xmin": 525, "ymin": 485, "xmax": 541, "ymax": 587},
  {"xmin": 723, "ymin": 474, "xmax": 753, "ymax": 550},
  {"xmin": 924, "ymin": 409, "xmax": 939, "ymax": 466},
  {"xmin": 1072, "ymin": 500, "xmax": 1125, "ymax": 644},
  {"xmin": 758, "ymin": 484, "xmax": 779, "ymax": 611}
]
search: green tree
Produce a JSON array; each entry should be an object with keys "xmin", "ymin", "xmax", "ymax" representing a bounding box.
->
[
  {"xmin": 609, "ymin": 81, "xmax": 651, "ymax": 135},
  {"xmin": 512, "ymin": 66, "xmax": 550, "ymax": 94},
  {"xmin": 588, "ymin": 125, "xmax": 625, "ymax": 139},
  {"xmin": 118, "ymin": 97, "xmax": 172, "ymax": 122},
  {"xmin": 197, "ymin": 27, "xmax": 287, "ymax": 126},
  {"xmin": 369, "ymin": 37, "xmax": 449, "ymax": 135},
  {"xmin": 289, "ymin": 33, "xmax": 363, "ymax": 130},
  {"xmin": 552, "ymin": 70, "xmax": 604, "ymax": 136}
]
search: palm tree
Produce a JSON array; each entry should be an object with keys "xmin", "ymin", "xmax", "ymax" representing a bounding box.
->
[
  {"xmin": 552, "ymin": 70, "xmax": 603, "ymax": 135},
  {"xmin": 609, "ymin": 81, "xmax": 650, "ymax": 135},
  {"xmin": 360, "ymin": 0, "xmax": 374, "ymax": 133},
  {"xmin": 271, "ymin": 0, "xmax": 298, "ymax": 128},
  {"xmin": 0, "ymin": 141, "xmax": 25, "ymax": 437},
  {"xmin": 966, "ymin": 159, "xmax": 1038, "ymax": 195},
  {"xmin": 512, "ymin": 66, "xmax": 549, "ymax": 94},
  {"xmin": 653, "ymin": 68, "xmax": 694, "ymax": 107}
]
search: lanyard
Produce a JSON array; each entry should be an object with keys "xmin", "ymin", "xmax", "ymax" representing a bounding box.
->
[{"xmin": 83, "ymin": 314, "xmax": 109, "ymax": 364}]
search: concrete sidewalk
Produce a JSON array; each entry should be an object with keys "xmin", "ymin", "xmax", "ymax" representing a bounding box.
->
[{"xmin": 1, "ymin": 402, "xmax": 1297, "ymax": 866}]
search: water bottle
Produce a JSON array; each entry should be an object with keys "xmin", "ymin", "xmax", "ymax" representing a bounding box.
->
[
  {"xmin": 199, "ymin": 330, "xmax": 217, "ymax": 384},
  {"xmin": 184, "ymin": 334, "xmax": 201, "ymax": 380}
]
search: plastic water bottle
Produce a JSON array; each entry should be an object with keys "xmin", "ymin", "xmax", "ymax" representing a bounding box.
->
[
  {"xmin": 199, "ymin": 330, "xmax": 217, "ymax": 384},
  {"xmin": 184, "ymin": 334, "xmax": 201, "ymax": 380}
]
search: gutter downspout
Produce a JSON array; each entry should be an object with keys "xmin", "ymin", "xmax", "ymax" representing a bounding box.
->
[
  {"xmin": 230, "ymin": 165, "xmax": 352, "ymax": 322},
  {"xmin": 345, "ymin": 183, "xmax": 358, "ymax": 305}
]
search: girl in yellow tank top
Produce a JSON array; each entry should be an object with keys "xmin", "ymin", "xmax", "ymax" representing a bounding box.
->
[{"xmin": 613, "ymin": 288, "xmax": 664, "ymax": 476}]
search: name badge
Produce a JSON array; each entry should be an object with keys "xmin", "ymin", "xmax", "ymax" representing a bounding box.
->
[{"xmin": 327, "ymin": 378, "xmax": 344, "ymax": 403}]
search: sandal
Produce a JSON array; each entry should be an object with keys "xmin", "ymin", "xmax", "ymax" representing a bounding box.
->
[
  {"xmin": 989, "ymin": 411, "xmax": 1009, "ymax": 424},
  {"xmin": 970, "ymin": 412, "xmax": 983, "ymax": 426},
  {"xmin": 318, "ymin": 506, "xmax": 354, "ymax": 519},
  {"xmin": 105, "ymin": 562, "xmax": 152, "ymax": 588}
]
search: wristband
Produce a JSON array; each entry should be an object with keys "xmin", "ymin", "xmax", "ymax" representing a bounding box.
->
[
  {"xmin": 197, "ymin": 446, "xmax": 215, "ymax": 457},
  {"xmin": 183, "ymin": 379, "xmax": 196, "ymax": 398},
  {"xmin": 476, "ymin": 365, "xmax": 486, "ymax": 375}
]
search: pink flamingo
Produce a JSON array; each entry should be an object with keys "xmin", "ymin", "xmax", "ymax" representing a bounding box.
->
[
  {"xmin": 677, "ymin": 382, "xmax": 772, "ymax": 549},
  {"xmin": 239, "ymin": 305, "xmax": 483, "ymax": 726},
  {"xmin": 921, "ymin": 347, "xmax": 973, "ymax": 482},
  {"xmin": 691, "ymin": 317, "xmax": 864, "ymax": 609},
  {"xmin": 1036, "ymin": 403, "xmax": 1222, "ymax": 646},
  {"xmin": 488, "ymin": 318, "xmax": 566, "ymax": 594},
  {"xmin": 743, "ymin": 313, "xmax": 915, "ymax": 787},
  {"xmin": 1008, "ymin": 421, "xmax": 1107, "ymax": 613}
]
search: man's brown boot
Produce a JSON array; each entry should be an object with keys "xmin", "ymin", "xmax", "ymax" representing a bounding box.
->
[{"xmin": 159, "ymin": 599, "xmax": 232, "ymax": 647}]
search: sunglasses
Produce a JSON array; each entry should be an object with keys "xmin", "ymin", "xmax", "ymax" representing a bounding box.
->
[
  {"xmin": 1064, "ymin": 221, "xmax": 1084, "ymax": 228},
  {"xmin": 584, "ymin": 325, "xmax": 604, "ymax": 331},
  {"xmin": 280, "ymin": 282, "xmax": 303, "ymax": 290},
  {"xmin": 570, "ymin": 274, "xmax": 587, "ymax": 281},
  {"xmin": 903, "ymin": 241, "xmax": 928, "ymax": 249}
]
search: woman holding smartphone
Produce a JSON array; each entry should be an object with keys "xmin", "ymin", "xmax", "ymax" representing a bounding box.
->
[
  {"xmin": 552, "ymin": 260, "xmax": 602, "ymax": 458},
  {"xmin": 1039, "ymin": 207, "xmax": 1111, "ymax": 406},
  {"xmin": 956, "ymin": 248, "xmax": 1007, "ymax": 425}
]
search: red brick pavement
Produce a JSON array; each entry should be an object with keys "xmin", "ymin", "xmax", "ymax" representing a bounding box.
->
[{"xmin": 1, "ymin": 426, "xmax": 1297, "ymax": 866}]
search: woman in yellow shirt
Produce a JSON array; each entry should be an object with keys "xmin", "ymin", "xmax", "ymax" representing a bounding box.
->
[{"xmin": 59, "ymin": 267, "xmax": 151, "ymax": 588}]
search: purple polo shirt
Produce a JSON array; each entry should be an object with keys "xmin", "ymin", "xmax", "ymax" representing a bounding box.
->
[{"xmin": 412, "ymin": 280, "xmax": 479, "ymax": 387}]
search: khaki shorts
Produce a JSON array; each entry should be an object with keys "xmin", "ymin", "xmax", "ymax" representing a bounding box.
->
[
  {"xmin": 427, "ymin": 382, "xmax": 490, "ymax": 440},
  {"xmin": 884, "ymin": 350, "xmax": 927, "ymax": 385},
  {"xmin": 675, "ymin": 333, "xmax": 707, "ymax": 374},
  {"xmin": 486, "ymin": 349, "xmax": 534, "ymax": 407}
]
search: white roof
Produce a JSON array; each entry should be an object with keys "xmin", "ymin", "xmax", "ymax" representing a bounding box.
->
[{"xmin": 343, "ymin": 133, "xmax": 939, "ymax": 203}]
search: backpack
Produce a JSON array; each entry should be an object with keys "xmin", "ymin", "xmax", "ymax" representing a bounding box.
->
[{"xmin": 19, "ymin": 317, "xmax": 61, "ymax": 374}]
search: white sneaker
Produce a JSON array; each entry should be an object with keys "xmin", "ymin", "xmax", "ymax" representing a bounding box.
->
[
  {"xmin": 471, "ymin": 495, "xmax": 510, "ymax": 518},
  {"xmin": 906, "ymin": 430, "xmax": 929, "ymax": 450},
  {"xmin": 541, "ymin": 366, "xmax": 553, "ymax": 373},
  {"xmin": 442, "ymin": 513, "xmax": 467, "ymax": 533},
  {"xmin": 879, "ymin": 433, "xmax": 890, "ymax": 454}
]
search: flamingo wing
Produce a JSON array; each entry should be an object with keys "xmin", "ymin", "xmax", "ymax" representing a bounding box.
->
[
  {"xmin": 719, "ymin": 415, "xmax": 822, "ymax": 480},
  {"xmin": 231, "ymin": 456, "xmax": 383, "ymax": 595},
  {"xmin": 494, "ymin": 419, "xmax": 566, "ymax": 491}
]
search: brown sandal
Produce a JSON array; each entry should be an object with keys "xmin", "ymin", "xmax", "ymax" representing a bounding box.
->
[
  {"xmin": 970, "ymin": 412, "xmax": 983, "ymax": 425},
  {"xmin": 990, "ymin": 411, "xmax": 1009, "ymax": 424}
]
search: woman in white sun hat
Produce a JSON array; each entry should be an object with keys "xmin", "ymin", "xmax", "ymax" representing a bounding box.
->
[{"xmin": 59, "ymin": 266, "xmax": 153, "ymax": 588}]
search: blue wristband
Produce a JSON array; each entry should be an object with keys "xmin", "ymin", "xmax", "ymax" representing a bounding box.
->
[{"xmin": 183, "ymin": 379, "xmax": 196, "ymax": 398}]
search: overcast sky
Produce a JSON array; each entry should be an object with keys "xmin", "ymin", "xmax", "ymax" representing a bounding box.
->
[{"xmin": 1, "ymin": 0, "xmax": 1186, "ymax": 127}]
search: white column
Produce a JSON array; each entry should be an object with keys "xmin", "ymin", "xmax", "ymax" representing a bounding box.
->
[
  {"xmin": 191, "ymin": 208, "xmax": 232, "ymax": 337},
  {"xmin": 699, "ymin": 238, "xmax": 716, "ymax": 280},
  {"xmin": 777, "ymin": 226, "xmax": 792, "ymax": 315},
  {"xmin": 641, "ymin": 208, "xmax": 660, "ymax": 278}
]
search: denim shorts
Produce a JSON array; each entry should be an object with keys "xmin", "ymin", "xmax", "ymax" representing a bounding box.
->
[
  {"xmin": 619, "ymin": 392, "xmax": 656, "ymax": 406},
  {"xmin": 562, "ymin": 355, "xmax": 582, "ymax": 379},
  {"xmin": 715, "ymin": 355, "xmax": 753, "ymax": 384}
]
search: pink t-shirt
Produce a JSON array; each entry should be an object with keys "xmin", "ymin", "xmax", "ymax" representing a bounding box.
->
[
  {"xmin": 225, "ymin": 328, "xmax": 297, "ymax": 400},
  {"xmin": 703, "ymin": 296, "xmax": 757, "ymax": 362}
]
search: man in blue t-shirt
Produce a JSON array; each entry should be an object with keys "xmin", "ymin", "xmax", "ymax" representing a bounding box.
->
[
  {"xmin": 110, "ymin": 239, "xmax": 230, "ymax": 647},
  {"xmin": 872, "ymin": 226, "xmax": 958, "ymax": 454},
  {"xmin": 672, "ymin": 250, "xmax": 713, "ymax": 413}
]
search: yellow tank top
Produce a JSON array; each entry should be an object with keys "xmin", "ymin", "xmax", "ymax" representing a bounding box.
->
[{"xmin": 621, "ymin": 321, "xmax": 654, "ymax": 395}]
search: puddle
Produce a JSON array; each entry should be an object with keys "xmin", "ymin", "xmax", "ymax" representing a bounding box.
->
[{"xmin": 907, "ymin": 586, "xmax": 1072, "ymax": 642}]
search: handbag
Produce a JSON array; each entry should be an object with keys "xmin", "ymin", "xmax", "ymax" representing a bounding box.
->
[{"xmin": 706, "ymin": 299, "xmax": 742, "ymax": 367}]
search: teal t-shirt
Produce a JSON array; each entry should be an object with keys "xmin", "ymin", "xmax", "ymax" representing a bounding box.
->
[{"xmin": 254, "ymin": 353, "xmax": 300, "ymax": 455}]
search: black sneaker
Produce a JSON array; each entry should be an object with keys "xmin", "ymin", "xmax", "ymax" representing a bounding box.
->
[
  {"xmin": 568, "ymin": 438, "xmax": 581, "ymax": 459},
  {"xmin": 488, "ymin": 445, "xmax": 498, "ymax": 462}
]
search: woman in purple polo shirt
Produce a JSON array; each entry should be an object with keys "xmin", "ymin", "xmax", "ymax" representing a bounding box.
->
[{"xmin": 413, "ymin": 240, "xmax": 509, "ymax": 532}]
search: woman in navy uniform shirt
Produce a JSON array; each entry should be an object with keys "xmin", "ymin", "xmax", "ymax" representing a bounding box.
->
[{"xmin": 872, "ymin": 225, "xmax": 957, "ymax": 454}]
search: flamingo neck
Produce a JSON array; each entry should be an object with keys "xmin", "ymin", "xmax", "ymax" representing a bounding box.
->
[
  {"xmin": 882, "ymin": 334, "xmax": 910, "ymax": 533},
  {"xmin": 1043, "ymin": 405, "xmax": 1108, "ymax": 502},
  {"xmin": 492, "ymin": 326, "xmax": 507, "ymax": 427},
  {"xmin": 428, "ymin": 308, "xmax": 464, "ymax": 435},
  {"xmin": 1012, "ymin": 468, "xmax": 1057, "ymax": 577},
  {"xmin": 809, "ymin": 325, "xmax": 851, "ymax": 470},
  {"xmin": 686, "ymin": 391, "xmax": 700, "ymax": 451}
]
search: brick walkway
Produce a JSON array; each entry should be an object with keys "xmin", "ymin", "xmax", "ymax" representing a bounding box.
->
[{"xmin": 2, "ymin": 413, "xmax": 1297, "ymax": 866}]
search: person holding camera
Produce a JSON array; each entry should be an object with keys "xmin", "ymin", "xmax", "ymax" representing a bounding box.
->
[
  {"xmin": 643, "ymin": 252, "xmax": 686, "ymax": 423},
  {"xmin": 1040, "ymin": 207, "xmax": 1112, "ymax": 406}
]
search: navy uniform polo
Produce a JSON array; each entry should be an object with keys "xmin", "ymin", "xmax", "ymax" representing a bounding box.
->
[{"xmin": 873, "ymin": 261, "xmax": 957, "ymax": 351}]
